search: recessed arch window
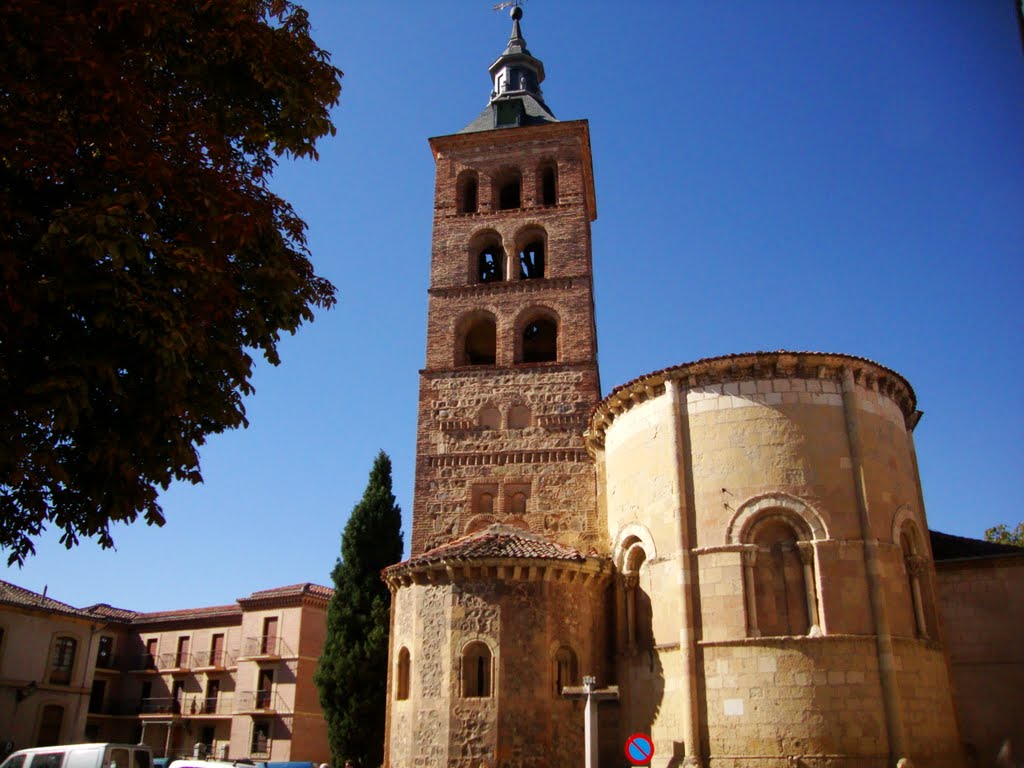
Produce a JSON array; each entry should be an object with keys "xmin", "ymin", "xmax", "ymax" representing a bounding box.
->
[
  {"xmin": 519, "ymin": 239, "xmax": 545, "ymax": 280},
  {"xmin": 751, "ymin": 519, "xmax": 809, "ymax": 636},
  {"xmin": 396, "ymin": 647, "xmax": 410, "ymax": 701},
  {"xmin": 461, "ymin": 641, "xmax": 492, "ymax": 698},
  {"xmin": 508, "ymin": 404, "xmax": 532, "ymax": 429},
  {"xmin": 741, "ymin": 512, "xmax": 820, "ymax": 638},
  {"xmin": 460, "ymin": 314, "xmax": 497, "ymax": 366},
  {"xmin": 509, "ymin": 492, "xmax": 527, "ymax": 516},
  {"xmin": 553, "ymin": 646, "xmax": 578, "ymax": 696},
  {"xmin": 493, "ymin": 169, "xmax": 522, "ymax": 211},
  {"xmin": 522, "ymin": 317, "xmax": 557, "ymax": 363},
  {"xmin": 457, "ymin": 171, "xmax": 479, "ymax": 214},
  {"xmin": 478, "ymin": 246, "xmax": 504, "ymax": 283},
  {"xmin": 478, "ymin": 405, "xmax": 501, "ymax": 430},
  {"xmin": 538, "ymin": 162, "xmax": 557, "ymax": 206},
  {"xmin": 49, "ymin": 636, "xmax": 77, "ymax": 685}
]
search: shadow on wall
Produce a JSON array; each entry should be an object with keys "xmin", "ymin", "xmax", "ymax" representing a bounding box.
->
[{"xmin": 617, "ymin": 586, "xmax": 667, "ymax": 763}]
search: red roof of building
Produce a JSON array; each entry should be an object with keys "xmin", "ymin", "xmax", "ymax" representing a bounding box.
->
[
  {"xmin": 0, "ymin": 580, "xmax": 88, "ymax": 618},
  {"xmin": 389, "ymin": 524, "xmax": 587, "ymax": 573}
]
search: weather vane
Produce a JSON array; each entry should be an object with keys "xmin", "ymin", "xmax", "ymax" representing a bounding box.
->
[{"xmin": 493, "ymin": 0, "xmax": 526, "ymax": 12}]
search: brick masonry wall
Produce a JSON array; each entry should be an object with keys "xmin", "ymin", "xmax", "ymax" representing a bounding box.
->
[
  {"xmin": 412, "ymin": 121, "xmax": 601, "ymax": 556},
  {"xmin": 936, "ymin": 557, "xmax": 1024, "ymax": 767}
]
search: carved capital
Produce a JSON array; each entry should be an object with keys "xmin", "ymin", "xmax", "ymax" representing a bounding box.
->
[
  {"xmin": 742, "ymin": 548, "xmax": 758, "ymax": 567},
  {"xmin": 905, "ymin": 555, "xmax": 927, "ymax": 577},
  {"xmin": 796, "ymin": 540, "xmax": 815, "ymax": 565},
  {"xmin": 623, "ymin": 573, "xmax": 640, "ymax": 590}
]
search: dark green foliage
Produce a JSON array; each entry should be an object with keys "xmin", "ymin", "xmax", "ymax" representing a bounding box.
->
[
  {"xmin": 0, "ymin": 1, "xmax": 342, "ymax": 565},
  {"xmin": 984, "ymin": 522, "xmax": 1024, "ymax": 548},
  {"xmin": 316, "ymin": 451, "xmax": 404, "ymax": 768}
]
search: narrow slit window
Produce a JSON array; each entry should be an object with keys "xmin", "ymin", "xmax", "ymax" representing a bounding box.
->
[{"xmin": 541, "ymin": 165, "xmax": 557, "ymax": 206}]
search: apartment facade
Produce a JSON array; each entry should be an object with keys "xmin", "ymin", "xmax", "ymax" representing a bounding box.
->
[{"xmin": 0, "ymin": 581, "xmax": 330, "ymax": 764}]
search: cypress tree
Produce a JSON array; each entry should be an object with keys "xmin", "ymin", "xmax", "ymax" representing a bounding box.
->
[{"xmin": 315, "ymin": 451, "xmax": 404, "ymax": 767}]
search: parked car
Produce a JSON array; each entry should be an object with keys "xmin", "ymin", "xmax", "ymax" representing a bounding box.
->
[{"xmin": 0, "ymin": 744, "xmax": 153, "ymax": 768}]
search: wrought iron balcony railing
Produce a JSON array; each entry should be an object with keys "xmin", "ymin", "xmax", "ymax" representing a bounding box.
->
[
  {"xmin": 192, "ymin": 649, "xmax": 235, "ymax": 669},
  {"xmin": 139, "ymin": 697, "xmax": 182, "ymax": 715},
  {"xmin": 158, "ymin": 652, "xmax": 193, "ymax": 670},
  {"xmin": 234, "ymin": 690, "xmax": 289, "ymax": 714},
  {"xmin": 180, "ymin": 693, "xmax": 234, "ymax": 716},
  {"xmin": 239, "ymin": 635, "xmax": 293, "ymax": 659}
]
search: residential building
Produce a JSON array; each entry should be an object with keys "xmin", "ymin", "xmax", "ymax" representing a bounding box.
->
[{"xmin": 0, "ymin": 582, "xmax": 330, "ymax": 764}]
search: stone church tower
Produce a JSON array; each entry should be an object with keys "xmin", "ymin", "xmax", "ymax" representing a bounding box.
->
[
  {"xmin": 410, "ymin": 6, "xmax": 602, "ymax": 557},
  {"xmin": 383, "ymin": 9, "xmax": 969, "ymax": 768},
  {"xmin": 384, "ymin": 9, "xmax": 612, "ymax": 767}
]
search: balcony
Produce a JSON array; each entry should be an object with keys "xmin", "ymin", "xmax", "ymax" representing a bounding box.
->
[
  {"xmin": 238, "ymin": 636, "xmax": 293, "ymax": 660},
  {"xmin": 192, "ymin": 649, "xmax": 236, "ymax": 670},
  {"xmin": 86, "ymin": 699, "xmax": 138, "ymax": 717},
  {"xmin": 158, "ymin": 652, "xmax": 193, "ymax": 672},
  {"xmin": 139, "ymin": 697, "xmax": 183, "ymax": 717},
  {"xmin": 234, "ymin": 691, "xmax": 289, "ymax": 715},
  {"xmin": 180, "ymin": 693, "xmax": 234, "ymax": 717}
]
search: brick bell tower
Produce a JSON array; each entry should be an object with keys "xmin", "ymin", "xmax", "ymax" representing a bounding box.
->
[{"xmin": 411, "ymin": 7, "xmax": 602, "ymax": 556}]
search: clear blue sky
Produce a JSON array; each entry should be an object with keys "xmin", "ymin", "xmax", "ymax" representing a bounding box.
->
[{"xmin": 9, "ymin": 1, "xmax": 1023, "ymax": 611}]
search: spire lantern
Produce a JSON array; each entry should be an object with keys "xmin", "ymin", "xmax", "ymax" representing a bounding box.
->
[
  {"xmin": 459, "ymin": 5, "xmax": 557, "ymax": 133},
  {"xmin": 489, "ymin": 6, "xmax": 546, "ymax": 100}
]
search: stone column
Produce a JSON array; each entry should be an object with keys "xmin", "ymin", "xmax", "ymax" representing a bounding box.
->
[
  {"xmin": 796, "ymin": 541, "xmax": 821, "ymax": 636},
  {"xmin": 840, "ymin": 368, "xmax": 908, "ymax": 764},
  {"xmin": 906, "ymin": 555, "xmax": 928, "ymax": 639},
  {"xmin": 742, "ymin": 547, "xmax": 760, "ymax": 637},
  {"xmin": 666, "ymin": 379, "xmax": 704, "ymax": 768}
]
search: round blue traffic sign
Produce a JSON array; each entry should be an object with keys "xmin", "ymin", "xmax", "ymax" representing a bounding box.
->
[{"xmin": 625, "ymin": 733, "xmax": 654, "ymax": 765}]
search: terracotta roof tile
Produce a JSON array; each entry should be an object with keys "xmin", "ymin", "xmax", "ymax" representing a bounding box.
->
[
  {"xmin": 244, "ymin": 583, "xmax": 333, "ymax": 601},
  {"xmin": 82, "ymin": 603, "xmax": 139, "ymax": 622},
  {"xmin": 130, "ymin": 604, "xmax": 241, "ymax": 624},
  {"xmin": 0, "ymin": 580, "xmax": 87, "ymax": 618},
  {"xmin": 389, "ymin": 525, "xmax": 586, "ymax": 572}
]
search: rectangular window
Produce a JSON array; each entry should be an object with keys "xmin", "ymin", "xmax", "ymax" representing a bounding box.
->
[
  {"xmin": 175, "ymin": 636, "xmax": 190, "ymax": 667},
  {"xmin": 108, "ymin": 748, "xmax": 129, "ymax": 768},
  {"xmin": 210, "ymin": 633, "xmax": 225, "ymax": 667},
  {"xmin": 49, "ymin": 637, "xmax": 77, "ymax": 685},
  {"xmin": 256, "ymin": 669, "xmax": 273, "ymax": 709},
  {"xmin": 250, "ymin": 721, "xmax": 270, "ymax": 756},
  {"xmin": 205, "ymin": 679, "xmax": 221, "ymax": 714},
  {"xmin": 89, "ymin": 680, "xmax": 106, "ymax": 713},
  {"xmin": 96, "ymin": 636, "xmax": 114, "ymax": 668},
  {"xmin": 145, "ymin": 638, "xmax": 158, "ymax": 669},
  {"xmin": 261, "ymin": 617, "xmax": 278, "ymax": 655}
]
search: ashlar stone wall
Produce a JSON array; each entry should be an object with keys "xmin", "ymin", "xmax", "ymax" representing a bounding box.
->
[{"xmin": 386, "ymin": 561, "xmax": 610, "ymax": 768}]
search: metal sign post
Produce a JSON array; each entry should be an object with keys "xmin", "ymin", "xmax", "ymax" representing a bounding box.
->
[{"xmin": 561, "ymin": 675, "xmax": 620, "ymax": 768}]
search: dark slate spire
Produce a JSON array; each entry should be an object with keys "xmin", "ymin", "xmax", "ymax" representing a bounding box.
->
[{"xmin": 459, "ymin": 6, "xmax": 558, "ymax": 133}]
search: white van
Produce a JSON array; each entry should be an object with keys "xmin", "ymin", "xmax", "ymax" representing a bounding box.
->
[{"xmin": 0, "ymin": 744, "xmax": 153, "ymax": 768}]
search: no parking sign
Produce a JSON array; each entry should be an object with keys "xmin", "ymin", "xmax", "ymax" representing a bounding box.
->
[{"xmin": 625, "ymin": 733, "xmax": 654, "ymax": 766}]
